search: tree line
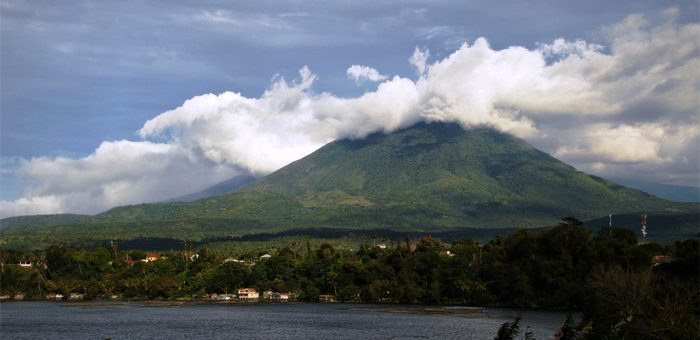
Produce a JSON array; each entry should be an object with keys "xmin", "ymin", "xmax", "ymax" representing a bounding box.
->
[{"xmin": 1, "ymin": 217, "xmax": 697, "ymax": 339}]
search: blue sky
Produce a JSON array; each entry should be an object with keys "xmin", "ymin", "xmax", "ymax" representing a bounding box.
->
[{"xmin": 1, "ymin": 1, "xmax": 698, "ymax": 217}]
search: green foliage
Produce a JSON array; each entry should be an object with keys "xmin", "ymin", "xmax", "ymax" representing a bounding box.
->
[
  {"xmin": 2, "ymin": 226, "xmax": 697, "ymax": 339},
  {"xmin": 0, "ymin": 214, "xmax": 91, "ymax": 234}
]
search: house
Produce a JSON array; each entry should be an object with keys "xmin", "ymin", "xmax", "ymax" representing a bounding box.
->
[
  {"xmin": 223, "ymin": 258, "xmax": 255, "ymax": 267},
  {"xmin": 223, "ymin": 257, "xmax": 246, "ymax": 264},
  {"xmin": 651, "ymin": 255, "xmax": 672, "ymax": 266},
  {"xmin": 217, "ymin": 294, "xmax": 233, "ymax": 301},
  {"xmin": 259, "ymin": 254, "xmax": 272, "ymax": 260},
  {"xmin": 237, "ymin": 288, "xmax": 259, "ymax": 301},
  {"xmin": 269, "ymin": 292, "xmax": 291, "ymax": 302},
  {"xmin": 183, "ymin": 252, "xmax": 199, "ymax": 261},
  {"xmin": 318, "ymin": 294, "xmax": 336, "ymax": 302},
  {"xmin": 376, "ymin": 244, "xmax": 387, "ymax": 249},
  {"xmin": 143, "ymin": 253, "xmax": 159, "ymax": 262},
  {"xmin": 69, "ymin": 293, "xmax": 85, "ymax": 300},
  {"xmin": 222, "ymin": 257, "xmax": 238, "ymax": 264},
  {"xmin": 18, "ymin": 260, "xmax": 33, "ymax": 268},
  {"xmin": 14, "ymin": 293, "xmax": 25, "ymax": 300},
  {"xmin": 264, "ymin": 291, "xmax": 292, "ymax": 301},
  {"xmin": 46, "ymin": 293, "xmax": 64, "ymax": 300},
  {"xmin": 440, "ymin": 249, "xmax": 455, "ymax": 257}
]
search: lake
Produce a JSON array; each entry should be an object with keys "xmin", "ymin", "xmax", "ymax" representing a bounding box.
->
[{"xmin": 0, "ymin": 302, "xmax": 573, "ymax": 339}]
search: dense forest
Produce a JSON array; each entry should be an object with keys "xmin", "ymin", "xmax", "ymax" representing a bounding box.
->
[{"xmin": 1, "ymin": 218, "xmax": 698, "ymax": 339}]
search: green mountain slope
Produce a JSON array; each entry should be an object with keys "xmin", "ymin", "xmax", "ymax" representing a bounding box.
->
[
  {"xmin": 208, "ymin": 121, "xmax": 687, "ymax": 228},
  {"xmin": 0, "ymin": 214, "xmax": 91, "ymax": 234},
  {"xmin": 1, "ymin": 122, "xmax": 695, "ymax": 247}
]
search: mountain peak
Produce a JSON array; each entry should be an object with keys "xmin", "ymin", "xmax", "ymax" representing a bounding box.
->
[{"xmin": 235, "ymin": 120, "xmax": 679, "ymax": 229}]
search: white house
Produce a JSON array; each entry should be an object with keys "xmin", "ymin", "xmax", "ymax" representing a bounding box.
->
[{"xmin": 237, "ymin": 288, "xmax": 259, "ymax": 301}]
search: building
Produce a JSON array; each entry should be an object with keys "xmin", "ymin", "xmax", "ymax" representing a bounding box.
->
[
  {"xmin": 440, "ymin": 249, "xmax": 455, "ymax": 257},
  {"xmin": 18, "ymin": 260, "xmax": 33, "ymax": 268},
  {"xmin": 184, "ymin": 253, "xmax": 199, "ymax": 261},
  {"xmin": 69, "ymin": 293, "xmax": 85, "ymax": 300},
  {"xmin": 217, "ymin": 294, "xmax": 233, "ymax": 301},
  {"xmin": 651, "ymin": 255, "xmax": 672, "ymax": 266},
  {"xmin": 46, "ymin": 293, "xmax": 64, "ymax": 300},
  {"xmin": 318, "ymin": 294, "xmax": 336, "ymax": 302},
  {"xmin": 259, "ymin": 254, "xmax": 272, "ymax": 260},
  {"xmin": 237, "ymin": 288, "xmax": 259, "ymax": 301},
  {"xmin": 223, "ymin": 258, "xmax": 254, "ymax": 267},
  {"xmin": 143, "ymin": 253, "xmax": 159, "ymax": 262},
  {"xmin": 269, "ymin": 292, "xmax": 291, "ymax": 302}
]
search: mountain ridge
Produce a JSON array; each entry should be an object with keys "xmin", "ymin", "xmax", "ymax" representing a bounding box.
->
[
  {"xmin": 610, "ymin": 178, "xmax": 700, "ymax": 203},
  {"xmin": 166, "ymin": 174, "xmax": 259, "ymax": 202}
]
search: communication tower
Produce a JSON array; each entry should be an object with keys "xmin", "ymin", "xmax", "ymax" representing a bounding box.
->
[{"xmin": 641, "ymin": 213, "xmax": 648, "ymax": 239}]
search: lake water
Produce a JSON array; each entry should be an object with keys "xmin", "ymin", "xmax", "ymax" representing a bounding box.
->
[{"xmin": 0, "ymin": 302, "xmax": 572, "ymax": 339}]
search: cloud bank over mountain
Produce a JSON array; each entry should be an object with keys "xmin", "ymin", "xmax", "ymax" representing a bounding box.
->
[
  {"xmin": 346, "ymin": 65, "xmax": 388, "ymax": 84},
  {"xmin": 1, "ymin": 10, "xmax": 698, "ymax": 217}
]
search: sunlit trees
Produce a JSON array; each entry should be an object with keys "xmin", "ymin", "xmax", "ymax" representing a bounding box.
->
[{"xmin": 1, "ymin": 219, "xmax": 698, "ymax": 338}]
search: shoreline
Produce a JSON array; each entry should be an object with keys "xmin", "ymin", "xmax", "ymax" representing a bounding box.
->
[{"xmin": 0, "ymin": 299, "xmax": 581, "ymax": 316}]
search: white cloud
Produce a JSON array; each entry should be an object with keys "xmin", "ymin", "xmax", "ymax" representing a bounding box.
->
[
  {"xmin": 555, "ymin": 124, "xmax": 667, "ymax": 163},
  {"xmin": 0, "ymin": 141, "xmax": 240, "ymax": 217},
  {"xmin": 409, "ymin": 47, "xmax": 430, "ymax": 75},
  {"xmin": 2, "ymin": 10, "xmax": 698, "ymax": 217},
  {"xmin": 346, "ymin": 65, "xmax": 388, "ymax": 84},
  {"xmin": 138, "ymin": 67, "xmax": 327, "ymax": 174},
  {"xmin": 194, "ymin": 10, "xmax": 291, "ymax": 30}
]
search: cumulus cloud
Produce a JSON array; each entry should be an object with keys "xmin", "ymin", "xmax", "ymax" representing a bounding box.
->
[
  {"xmin": 346, "ymin": 65, "xmax": 388, "ymax": 84},
  {"xmin": 2, "ymin": 10, "xmax": 698, "ymax": 217},
  {"xmin": 0, "ymin": 141, "xmax": 240, "ymax": 217},
  {"xmin": 555, "ymin": 124, "xmax": 669, "ymax": 163}
]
